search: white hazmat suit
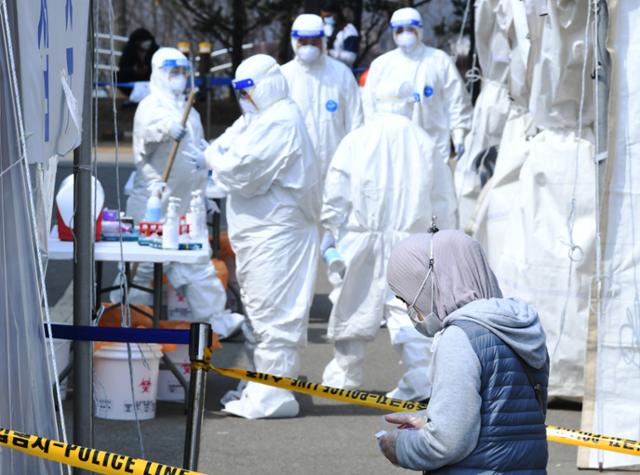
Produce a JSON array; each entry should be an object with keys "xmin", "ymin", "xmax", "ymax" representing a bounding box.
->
[
  {"xmin": 205, "ymin": 55, "xmax": 322, "ymax": 419},
  {"xmin": 122, "ymin": 47, "xmax": 241, "ymax": 338},
  {"xmin": 281, "ymin": 14, "xmax": 363, "ymax": 179},
  {"xmin": 362, "ymin": 7, "xmax": 472, "ymax": 164},
  {"xmin": 321, "ymin": 80, "xmax": 457, "ymax": 401}
]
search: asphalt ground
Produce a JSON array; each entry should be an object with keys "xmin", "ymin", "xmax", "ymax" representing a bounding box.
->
[
  {"xmin": 57, "ymin": 304, "xmax": 633, "ymax": 475},
  {"xmin": 49, "ymin": 152, "xmax": 636, "ymax": 474}
]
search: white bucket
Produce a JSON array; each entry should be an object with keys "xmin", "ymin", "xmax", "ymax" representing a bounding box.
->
[
  {"xmin": 93, "ymin": 343, "xmax": 163, "ymax": 420},
  {"xmin": 46, "ymin": 338, "xmax": 71, "ymax": 400},
  {"xmin": 157, "ymin": 345, "xmax": 191, "ymax": 402}
]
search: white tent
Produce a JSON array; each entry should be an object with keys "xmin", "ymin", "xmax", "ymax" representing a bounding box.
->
[
  {"xmin": 461, "ymin": 0, "xmax": 640, "ymax": 470},
  {"xmin": 579, "ymin": 0, "xmax": 640, "ymax": 469},
  {"xmin": 0, "ymin": 0, "xmax": 89, "ymax": 473}
]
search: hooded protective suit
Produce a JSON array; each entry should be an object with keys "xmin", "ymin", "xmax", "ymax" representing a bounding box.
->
[
  {"xmin": 121, "ymin": 48, "xmax": 240, "ymax": 338},
  {"xmin": 205, "ymin": 54, "xmax": 322, "ymax": 419},
  {"xmin": 127, "ymin": 47, "xmax": 207, "ymax": 219},
  {"xmin": 320, "ymin": 81, "xmax": 457, "ymax": 400},
  {"xmin": 281, "ymin": 14, "xmax": 363, "ymax": 179},
  {"xmin": 362, "ymin": 8, "xmax": 472, "ymax": 164}
]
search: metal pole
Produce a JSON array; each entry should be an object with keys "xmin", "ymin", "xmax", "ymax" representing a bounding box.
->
[
  {"xmin": 73, "ymin": 3, "xmax": 94, "ymax": 472},
  {"xmin": 183, "ymin": 323, "xmax": 212, "ymax": 470},
  {"xmin": 205, "ymin": 80, "xmax": 212, "ymax": 139},
  {"xmin": 595, "ymin": 0, "xmax": 609, "ymax": 171},
  {"xmin": 469, "ymin": 0, "xmax": 480, "ymax": 104},
  {"xmin": 152, "ymin": 263, "xmax": 163, "ymax": 326}
]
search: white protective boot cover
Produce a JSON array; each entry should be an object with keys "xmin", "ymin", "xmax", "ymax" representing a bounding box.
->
[
  {"xmin": 223, "ymin": 345, "xmax": 300, "ymax": 419},
  {"xmin": 220, "ymin": 321, "xmax": 255, "ymax": 406},
  {"xmin": 167, "ymin": 261, "xmax": 244, "ymax": 339},
  {"xmin": 321, "ymin": 339, "xmax": 367, "ymax": 389}
]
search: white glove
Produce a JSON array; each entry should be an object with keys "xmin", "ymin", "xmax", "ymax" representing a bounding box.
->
[
  {"xmin": 168, "ymin": 123, "xmax": 187, "ymax": 141},
  {"xmin": 452, "ymin": 128, "xmax": 467, "ymax": 161},
  {"xmin": 320, "ymin": 231, "xmax": 336, "ymax": 255},
  {"xmin": 160, "ymin": 182, "xmax": 172, "ymax": 207},
  {"xmin": 184, "ymin": 143, "xmax": 207, "ymax": 170}
]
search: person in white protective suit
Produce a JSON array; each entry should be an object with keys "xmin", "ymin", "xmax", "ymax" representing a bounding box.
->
[
  {"xmin": 122, "ymin": 47, "xmax": 243, "ymax": 338},
  {"xmin": 204, "ymin": 54, "xmax": 322, "ymax": 419},
  {"xmin": 320, "ymin": 80, "xmax": 457, "ymax": 401},
  {"xmin": 281, "ymin": 13, "xmax": 363, "ymax": 179},
  {"xmin": 362, "ymin": 7, "xmax": 472, "ymax": 164}
]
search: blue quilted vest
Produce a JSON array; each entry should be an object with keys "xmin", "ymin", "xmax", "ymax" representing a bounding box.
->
[{"xmin": 430, "ymin": 320, "xmax": 549, "ymax": 475}]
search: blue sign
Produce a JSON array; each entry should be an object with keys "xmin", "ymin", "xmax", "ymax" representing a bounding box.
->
[
  {"xmin": 65, "ymin": 0, "xmax": 73, "ymax": 30},
  {"xmin": 38, "ymin": 0, "xmax": 49, "ymax": 48},
  {"xmin": 423, "ymin": 85, "xmax": 434, "ymax": 98},
  {"xmin": 325, "ymin": 99, "xmax": 338, "ymax": 112}
]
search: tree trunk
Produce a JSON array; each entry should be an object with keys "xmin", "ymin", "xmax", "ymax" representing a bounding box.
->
[
  {"xmin": 352, "ymin": 0, "xmax": 363, "ymax": 34},
  {"xmin": 231, "ymin": 0, "xmax": 245, "ymax": 72},
  {"xmin": 113, "ymin": 0, "xmax": 128, "ymax": 37}
]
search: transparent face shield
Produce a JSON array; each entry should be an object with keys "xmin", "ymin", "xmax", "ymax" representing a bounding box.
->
[
  {"xmin": 390, "ymin": 19, "xmax": 421, "ymax": 48},
  {"xmin": 291, "ymin": 28, "xmax": 325, "ymax": 63},
  {"xmin": 389, "ymin": 18, "xmax": 422, "ymax": 30},
  {"xmin": 160, "ymin": 58, "xmax": 194, "ymax": 94},
  {"xmin": 232, "ymin": 77, "xmax": 259, "ymax": 114}
]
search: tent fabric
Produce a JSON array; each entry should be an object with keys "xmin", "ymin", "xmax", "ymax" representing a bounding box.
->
[
  {"xmin": 0, "ymin": 1, "xmax": 63, "ymax": 473},
  {"xmin": 579, "ymin": 0, "xmax": 640, "ymax": 469},
  {"xmin": 495, "ymin": 129, "xmax": 596, "ymax": 398},
  {"xmin": 455, "ymin": 0, "xmax": 512, "ymax": 228},
  {"xmin": 472, "ymin": 1, "xmax": 598, "ymax": 400}
]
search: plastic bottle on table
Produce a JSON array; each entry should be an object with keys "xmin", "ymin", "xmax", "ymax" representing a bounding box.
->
[
  {"xmin": 187, "ymin": 190, "xmax": 208, "ymax": 245},
  {"xmin": 162, "ymin": 197, "xmax": 181, "ymax": 250},
  {"xmin": 145, "ymin": 182, "xmax": 164, "ymax": 222}
]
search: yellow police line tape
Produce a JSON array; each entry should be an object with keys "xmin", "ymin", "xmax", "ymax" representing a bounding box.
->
[
  {"xmin": 0, "ymin": 428, "xmax": 206, "ymax": 475},
  {"xmin": 198, "ymin": 358, "xmax": 640, "ymax": 458}
]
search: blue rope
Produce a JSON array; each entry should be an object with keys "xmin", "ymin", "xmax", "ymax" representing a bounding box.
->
[{"xmin": 45, "ymin": 324, "xmax": 190, "ymax": 345}]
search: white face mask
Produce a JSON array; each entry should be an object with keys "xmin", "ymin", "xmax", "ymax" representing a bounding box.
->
[
  {"xmin": 139, "ymin": 39, "xmax": 152, "ymax": 50},
  {"xmin": 239, "ymin": 96, "xmax": 258, "ymax": 114},
  {"xmin": 297, "ymin": 45, "xmax": 321, "ymax": 64},
  {"xmin": 168, "ymin": 75, "xmax": 187, "ymax": 95},
  {"xmin": 395, "ymin": 30, "xmax": 418, "ymax": 50}
]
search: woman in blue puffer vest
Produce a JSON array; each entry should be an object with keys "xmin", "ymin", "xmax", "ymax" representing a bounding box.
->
[{"xmin": 378, "ymin": 229, "xmax": 549, "ymax": 474}]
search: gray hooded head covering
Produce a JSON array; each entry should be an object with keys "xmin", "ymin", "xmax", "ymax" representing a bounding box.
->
[{"xmin": 387, "ymin": 230, "xmax": 502, "ymax": 318}]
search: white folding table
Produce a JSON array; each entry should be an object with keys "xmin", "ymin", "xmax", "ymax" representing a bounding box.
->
[
  {"xmin": 49, "ymin": 226, "xmax": 209, "ymax": 325},
  {"xmin": 48, "ymin": 227, "xmax": 210, "ymax": 393}
]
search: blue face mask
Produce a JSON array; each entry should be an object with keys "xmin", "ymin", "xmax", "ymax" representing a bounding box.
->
[{"xmin": 324, "ymin": 16, "xmax": 336, "ymax": 26}]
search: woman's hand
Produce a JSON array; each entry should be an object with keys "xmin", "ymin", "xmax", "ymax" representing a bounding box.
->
[
  {"xmin": 384, "ymin": 412, "xmax": 427, "ymax": 430},
  {"xmin": 378, "ymin": 430, "xmax": 399, "ymax": 465},
  {"xmin": 378, "ymin": 412, "xmax": 427, "ymax": 465}
]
